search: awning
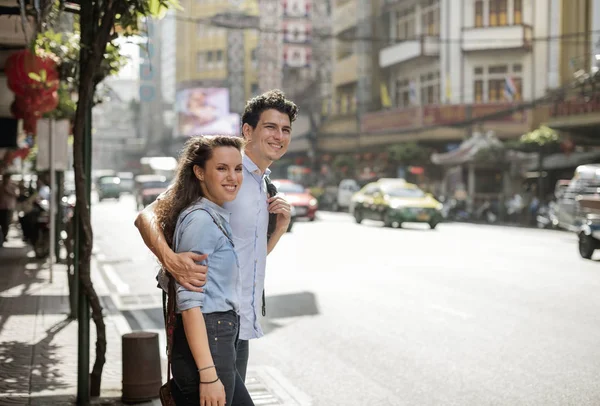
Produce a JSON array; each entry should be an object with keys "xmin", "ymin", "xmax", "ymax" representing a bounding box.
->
[
  {"xmin": 431, "ymin": 131, "xmax": 503, "ymax": 166},
  {"xmin": 526, "ymin": 150, "xmax": 600, "ymax": 171}
]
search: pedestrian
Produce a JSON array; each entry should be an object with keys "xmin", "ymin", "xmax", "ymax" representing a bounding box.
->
[
  {"xmin": 135, "ymin": 89, "xmax": 297, "ymax": 383},
  {"xmin": 154, "ymin": 135, "xmax": 253, "ymax": 406},
  {"xmin": 0, "ymin": 172, "xmax": 19, "ymax": 246}
]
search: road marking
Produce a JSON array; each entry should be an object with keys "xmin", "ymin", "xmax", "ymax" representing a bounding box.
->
[
  {"xmin": 429, "ymin": 304, "xmax": 473, "ymax": 320},
  {"xmin": 102, "ymin": 263, "xmax": 130, "ymax": 294},
  {"xmin": 247, "ymin": 366, "xmax": 312, "ymax": 406}
]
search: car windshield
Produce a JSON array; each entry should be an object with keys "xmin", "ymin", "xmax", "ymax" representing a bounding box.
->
[
  {"xmin": 100, "ymin": 177, "xmax": 120, "ymax": 185},
  {"xmin": 277, "ymin": 183, "xmax": 305, "ymax": 193},
  {"xmin": 385, "ymin": 187, "xmax": 425, "ymax": 198}
]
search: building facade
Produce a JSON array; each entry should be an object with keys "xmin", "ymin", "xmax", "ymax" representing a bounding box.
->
[{"xmin": 176, "ymin": 0, "xmax": 260, "ymax": 113}]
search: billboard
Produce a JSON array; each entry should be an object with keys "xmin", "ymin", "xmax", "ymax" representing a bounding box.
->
[
  {"xmin": 175, "ymin": 87, "xmax": 239, "ymax": 137},
  {"xmin": 283, "ymin": 0, "xmax": 310, "ymax": 17},
  {"xmin": 283, "ymin": 45, "xmax": 311, "ymax": 68}
]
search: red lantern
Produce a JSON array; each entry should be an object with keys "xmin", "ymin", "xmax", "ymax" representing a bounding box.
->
[
  {"xmin": 5, "ymin": 49, "xmax": 59, "ymax": 97},
  {"xmin": 35, "ymin": 90, "xmax": 59, "ymax": 114},
  {"xmin": 295, "ymin": 157, "xmax": 305, "ymax": 165},
  {"xmin": 10, "ymin": 100, "xmax": 26, "ymax": 119}
]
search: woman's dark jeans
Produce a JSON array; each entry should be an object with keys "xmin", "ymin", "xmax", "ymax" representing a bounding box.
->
[{"xmin": 170, "ymin": 311, "xmax": 254, "ymax": 406}]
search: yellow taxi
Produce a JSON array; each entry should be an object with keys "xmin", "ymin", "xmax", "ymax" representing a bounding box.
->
[{"xmin": 349, "ymin": 178, "xmax": 443, "ymax": 229}]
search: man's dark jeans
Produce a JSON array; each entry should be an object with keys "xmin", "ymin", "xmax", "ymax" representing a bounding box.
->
[
  {"xmin": 170, "ymin": 311, "xmax": 254, "ymax": 406},
  {"xmin": 235, "ymin": 339, "xmax": 249, "ymax": 382}
]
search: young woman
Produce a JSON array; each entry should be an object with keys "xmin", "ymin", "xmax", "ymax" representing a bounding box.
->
[{"xmin": 155, "ymin": 135, "xmax": 254, "ymax": 406}]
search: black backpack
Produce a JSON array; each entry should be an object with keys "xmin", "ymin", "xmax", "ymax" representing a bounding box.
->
[{"xmin": 263, "ymin": 176, "xmax": 278, "ymax": 316}]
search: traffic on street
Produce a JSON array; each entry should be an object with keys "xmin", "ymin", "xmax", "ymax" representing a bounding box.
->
[{"xmin": 91, "ymin": 192, "xmax": 600, "ymax": 406}]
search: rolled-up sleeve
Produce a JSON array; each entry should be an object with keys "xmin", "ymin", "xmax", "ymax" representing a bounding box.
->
[{"xmin": 174, "ymin": 210, "xmax": 224, "ymax": 312}]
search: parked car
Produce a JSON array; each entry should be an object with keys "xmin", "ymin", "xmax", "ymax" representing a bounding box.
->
[
  {"xmin": 331, "ymin": 179, "xmax": 361, "ymax": 211},
  {"xmin": 117, "ymin": 172, "xmax": 135, "ymax": 194},
  {"xmin": 272, "ymin": 179, "xmax": 318, "ymax": 221},
  {"xmin": 134, "ymin": 175, "xmax": 170, "ymax": 210},
  {"xmin": 350, "ymin": 178, "xmax": 443, "ymax": 229},
  {"xmin": 97, "ymin": 176, "xmax": 121, "ymax": 201},
  {"xmin": 556, "ymin": 165, "xmax": 600, "ymax": 231}
]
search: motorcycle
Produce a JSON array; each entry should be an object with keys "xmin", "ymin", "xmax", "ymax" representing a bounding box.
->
[
  {"xmin": 32, "ymin": 198, "xmax": 51, "ymax": 259},
  {"xmin": 475, "ymin": 200, "xmax": 498, "ymax": 224},
  {"xmin": 536, "ymin": 202, "xmax": 559, "ymax": 229}
]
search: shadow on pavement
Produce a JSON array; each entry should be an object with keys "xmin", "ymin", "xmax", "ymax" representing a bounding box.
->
[{"xmin": 0, "ymin": 317, "xmax": 72, "ymax": 401}]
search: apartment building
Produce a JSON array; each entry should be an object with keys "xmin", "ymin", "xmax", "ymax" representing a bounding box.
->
[
  {"xmin": 317, "ymin": 0, "xmax": 382, "ymax": 153},
  {"xmin": 320, "ymin": 0, "xmax": 600, "ymax": 154},
  {"xmin": 176, "ymin": 0, "xmax": 259, "ymax": 112},
  {"xmin": 545, "ymin": 0, "xmax": 600, "ymax": 146},
  {"xmin": 354, "ymin": 0, "xmax": 554, "ymax": 151}
]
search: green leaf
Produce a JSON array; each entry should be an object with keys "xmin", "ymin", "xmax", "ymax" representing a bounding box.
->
[{"xmin": 28, "ymin": 72, "xmax": 41, "ymax": 81}]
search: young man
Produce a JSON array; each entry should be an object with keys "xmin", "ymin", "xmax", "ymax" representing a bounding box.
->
[{"xmin": 135, "ymin": 89, "xmax": 298, "ymax": 380}]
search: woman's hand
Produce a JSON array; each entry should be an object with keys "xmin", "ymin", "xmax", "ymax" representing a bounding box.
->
[{"xmin": 199, "ymin": 378, "xmax": 225, "ymax": 406}]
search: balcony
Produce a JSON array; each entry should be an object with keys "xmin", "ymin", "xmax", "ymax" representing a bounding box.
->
[
  {"xmin": 379, "ymin": 36, "xmax": 440, "ymax": 68},
  {"xmin": 462, "ymin": 25, "xmax": 532, "ymax": 52},
  {"xmin": 333, "ymin": 0, "xmax": 357, "ymax": 36},
  {"xmin": 333, "ymin": 54, "xmax": 358, "ymax": 87}
]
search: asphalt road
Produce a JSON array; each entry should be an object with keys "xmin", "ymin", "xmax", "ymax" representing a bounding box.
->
[{"xmin": 91, "ymin": 194, "xmax": 600, "ymax": 406}]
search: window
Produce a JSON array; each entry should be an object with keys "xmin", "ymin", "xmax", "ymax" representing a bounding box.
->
[
  {"xmin": 215, "ymin": 50, "xmax": 223, "ymax": 67},
  {"xmin": 196, "ymin": 52, "xmax": 204, "ymax": 72},
  {"xmin": 251, "ymin": 83, "xmax": 259, "ymax": 96},
  {"xmin": 251, "ymin": 48, "xmax": 258, "ymax": 69},
  {"xmin": 473, "ymin": 63, "xmax": 523, "ymax": 102},
  {"xmin": 395, "ymin": 6, "xmax": 415, "ymax": 40},
  {"xmin": 489, "ymin": 0, "xmax": 507, "ymax": 26},
  {"xmin": 421, "ymin": 0, "xmax": 440, "ymax": 36},
  {"xmin": 206, "ymin": 51, "xmax": 213, "ymax": 68},
  {"xmin": 395, "ymin": 78, "xmax": 411, "ymax": 108},
  {"xmin": 474, "ymin": 80, "xmax": 484, "ymax": 102},
  {"xmin": 488, "ymin": 79, "xmax": 504, "ymax": 101},
  {"xmin": 475, "ymin": 0, "xmax": 484, "ymax": 27},
  {"xmin": 514, "ymin": 0, "xmax": 522, "ymax": 24},
  {"xmin": 363, "ymin": 184, "xmax": 380, "ymax": 196},
  {"xmin": 488, "ymin": 65, "xmax": 508, "ymax": 74},
  {"xmin": 420, "ymin": 71, "xmax": 440, "ymax": 105},
  {"xmin": 512, "ymin": 78, "xmax": 522, "ymax": 101}
]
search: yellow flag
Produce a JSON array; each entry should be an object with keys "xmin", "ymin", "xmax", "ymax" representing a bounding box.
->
[
  {"xmin": 445, "ymin": 76, "xmax": 452, "ymax": 102},
  {"xmin": 380, "ymin": 82, "xmax": 392, "ymax": 108}
]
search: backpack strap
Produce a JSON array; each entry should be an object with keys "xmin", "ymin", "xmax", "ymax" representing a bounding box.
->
[
  {"xmin": 263, "ymin": 176, "xmax": 278, "ymax": 317},
  {"xmin": 162, "ymin": 205, "xmax": 234, "ymax": 381}
]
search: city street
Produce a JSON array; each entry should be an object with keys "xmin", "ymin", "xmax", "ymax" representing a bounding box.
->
[{"xmin": 91, "ymin": 194, "xmax": 600, "ymax": 406}]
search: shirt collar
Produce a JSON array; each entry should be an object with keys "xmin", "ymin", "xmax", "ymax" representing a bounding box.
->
[
  {"xmin": 243, "ymin": 154, "xmax": 271, "ymax": 177},
  {"xmin": 195, "ymin": 197, "xmax": 231, "ymax": 223}
]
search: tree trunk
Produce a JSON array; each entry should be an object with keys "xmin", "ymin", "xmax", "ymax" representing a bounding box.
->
[
  {"xmin": 73, "ymin": 0, "xmax": 119, "ymax": 398},
  {"xmin": 72, "ymin": 58, "xmax": 106, "ymax": 398}
]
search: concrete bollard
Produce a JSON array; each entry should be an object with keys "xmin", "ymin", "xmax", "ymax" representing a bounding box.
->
[{"xmin": 122, "ymin": 331, "xmax": 162, "ymax": 403}]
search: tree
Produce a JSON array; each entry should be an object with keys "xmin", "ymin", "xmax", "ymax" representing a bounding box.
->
[
  {"xmin": 387, "ymin": 142, "xmax": 430, "ymax": 166},
  {"xmin": 516, "ymin": 125, "xmax": 561, "ymax": 200},
  {"xmin": 68, "ymin": 0, "xmax": 179, "ymax": 399}
]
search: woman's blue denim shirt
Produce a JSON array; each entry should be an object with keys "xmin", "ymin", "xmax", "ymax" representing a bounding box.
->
[{"xmin": 157, "ymin": 198, "xmax": 240, "ymax": 314}]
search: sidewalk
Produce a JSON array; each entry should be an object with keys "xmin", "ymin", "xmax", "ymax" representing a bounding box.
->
[
  {"xmin": 0, "ymin": 228, "xmax": 309, "ymax": 406},
  {"xmin": 0, "ymin": 229, "xmax": 159, "ymax": 406}
]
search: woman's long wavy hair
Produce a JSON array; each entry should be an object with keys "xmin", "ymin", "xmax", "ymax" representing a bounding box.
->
[{"xmin": 155, "ymin": 135, "xmax": 245, "ymax": 249}]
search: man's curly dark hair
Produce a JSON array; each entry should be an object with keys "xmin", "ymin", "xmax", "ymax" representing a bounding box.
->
[{"xmin": 241, "ymin": 89, "xmax": 299, "ymax": 129}]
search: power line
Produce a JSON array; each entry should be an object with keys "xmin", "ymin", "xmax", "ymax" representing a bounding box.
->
[{"xmin": 172, "ymin": 14, "xmax": 600, "ymax": 45}]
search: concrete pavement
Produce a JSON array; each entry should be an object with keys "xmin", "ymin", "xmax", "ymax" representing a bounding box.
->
[
  {"xmin": 0, "ymin": 228, "xmax": 154, "ymax": 405},
  {"xmin": 0, "ymin": 220, "xmax": 310, "ymax": 406},
  {"xmin": 54, "ymin": 194, "xmax": 600, "ymax": 405}
]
